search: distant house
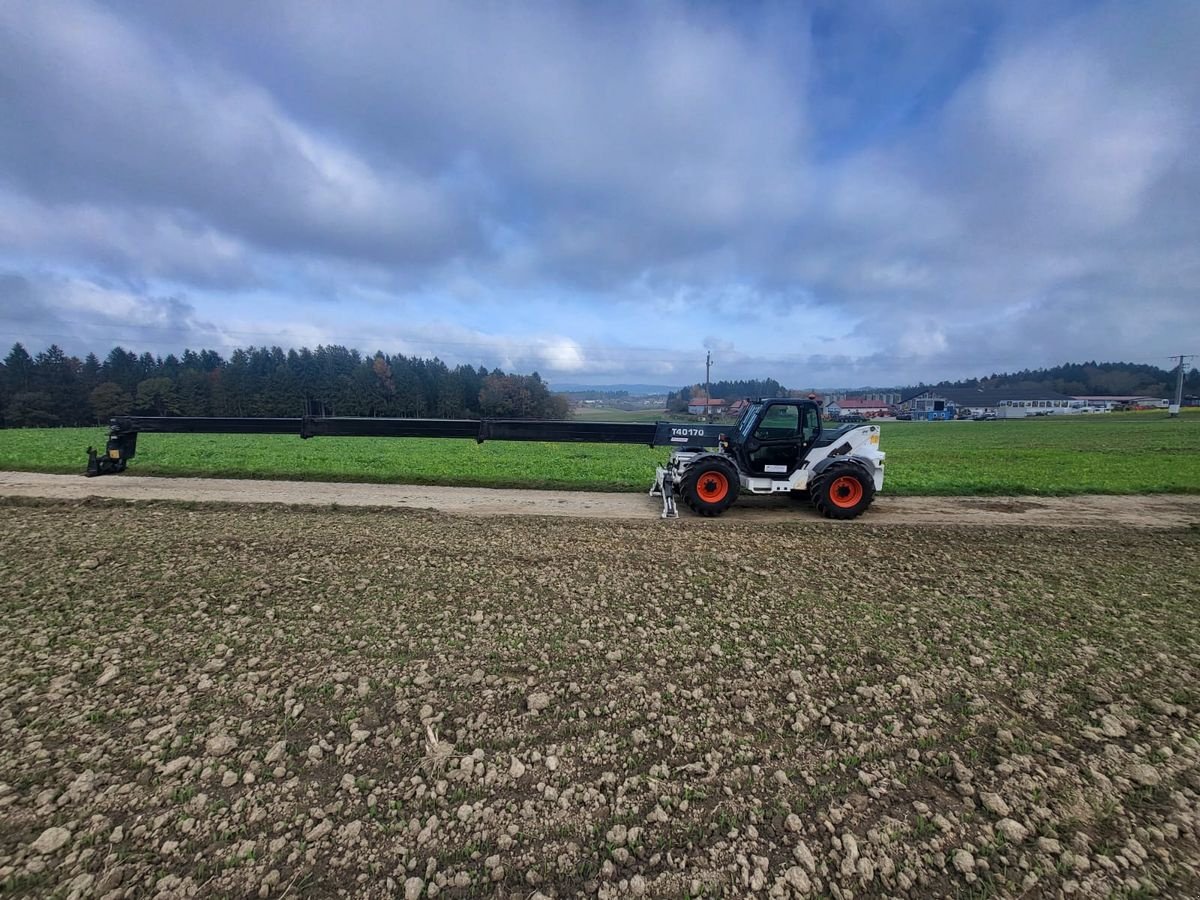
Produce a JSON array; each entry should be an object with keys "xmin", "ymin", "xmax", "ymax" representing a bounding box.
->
[
  {"xmin": 687, "ymin": 398, "xmax": 727, "ymax": 415},
  {"xmin": 900, "ymin": 388, "xmax": 1076, "ymax": 419},
  {"xmin": 727, "ymin": 399, "xmax": 751, "ymax": 418},
  {"xmin": 825, "ymin": 398, "xmax": 890, "ymax": 417}
]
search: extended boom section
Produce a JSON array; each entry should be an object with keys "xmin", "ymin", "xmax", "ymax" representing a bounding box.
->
[
  {"xmin": 298, "ymin": 416, "xmax": 691, "ymax": 445},
  {"xmin": 86, "ymin": 415, "xmax": 725, "ymax": 476},
  {"xmin": 83, "ymin": 401, "xmax": 885, "ymax": 519}
]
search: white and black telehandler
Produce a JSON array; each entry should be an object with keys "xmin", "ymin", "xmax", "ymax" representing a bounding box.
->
[
  {"xmin": 650, "ymin": 398, "xmax": 884, "ymax": 518},
  {"xmin": 85, "ymin": 398, "xmax": 884, "ymax": 519}
]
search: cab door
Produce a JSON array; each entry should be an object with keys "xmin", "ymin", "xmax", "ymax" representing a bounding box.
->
[{"xmin": 743, "ymin": 402, "xmax": 817, "ymax": 477}]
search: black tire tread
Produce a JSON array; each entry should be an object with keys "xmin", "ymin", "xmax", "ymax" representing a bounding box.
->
[
  {"xmin": 809, "ymin": 464, "xmax": 875, "ymax": 519},
  {"xmin": 680, "ymin": 458, "xmax": 740, "ymax": 518}
]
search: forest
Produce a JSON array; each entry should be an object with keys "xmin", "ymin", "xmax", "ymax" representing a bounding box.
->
[
  {"xmin": 666, "ymin": 379, "xmax": 787, "ymax": 411},
  {"xmin": 0, "ymin": 343, "xmax": 568, "ymax": 427},
  {"xmin": 911, "ymin": 361, "xmax": 1197, "ymax": 398}
]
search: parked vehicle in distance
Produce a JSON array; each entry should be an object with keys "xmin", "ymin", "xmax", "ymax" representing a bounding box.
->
[
  {"xmin": 896, "ymin": 412, "xmax": 913, "ymax": 420},
  {"xmin": 836, "ymin": 413, "xmax": 867, "ymax": 423},
  {"xmin": 972, "ymin": 412, "xmax": 997, "ymax": 420}
]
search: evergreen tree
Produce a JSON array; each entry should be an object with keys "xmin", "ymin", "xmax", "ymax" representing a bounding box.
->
[
  {"xmin": 176, "ymin": 369, "xmax": 212, "ymax": 416},
  {"xmin": 1, "ymin": 343, "xmax": 36, "ymax": 423},
  {"xmin": 35, "ymin": 344, "xmax": 87, "ymax": 425},
  {"xmin": 103, "ymin": 347, "xmax": 140, "ymax": 391},
  {"xmin": 3, "ymin": 343, "xmax": 35, "ymax": 393},
  {"xmin": 81, "ymin": 353, "xmax": 102, "ymax": 391}
]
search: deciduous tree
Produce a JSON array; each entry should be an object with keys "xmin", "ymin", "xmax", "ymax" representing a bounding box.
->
[
  {"xmin": 90, "ymin": 382, "xmax": 132, "ymax": 421},
  {"xmin": 136, "ymin": 377, "xmax": 180, "ymax": 415}
]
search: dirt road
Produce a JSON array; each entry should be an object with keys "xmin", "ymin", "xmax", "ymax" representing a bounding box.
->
[{"xmin": 2, "ymin": 470, "xmax": 1197, "ymax": 527}]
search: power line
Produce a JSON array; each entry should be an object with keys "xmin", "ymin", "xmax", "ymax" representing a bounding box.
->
[
  {"xmin": 705, "ymin": 350, "xmax": 713, "ymax": 423},
  {"xmin": 1168, "ymin": 353, "xmax": 1195, "ymax": 417}
]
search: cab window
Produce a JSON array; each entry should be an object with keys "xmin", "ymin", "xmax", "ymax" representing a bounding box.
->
[
  {"xmin": 754, "ymin": 404, "xmax": 799, "ymax": 440},
  {"xmin": 804, "ymin": 407, "xmax": 819, "ymax": 441}
]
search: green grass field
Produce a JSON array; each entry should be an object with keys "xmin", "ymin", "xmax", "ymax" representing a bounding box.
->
[{"xmin": 0, "ymin": 411, "xmax": 1197, "ymax": 495}]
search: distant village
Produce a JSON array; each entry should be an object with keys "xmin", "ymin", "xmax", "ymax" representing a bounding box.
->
[{"xmin": 569, "ymin": 387, "xmax": 1194, "ymax": 421}]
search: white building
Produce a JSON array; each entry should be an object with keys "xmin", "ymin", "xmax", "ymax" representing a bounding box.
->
[
  {"xmin": 900, "ymin": 388, "xmax": 1077, "ymax": 419},
  {"xmin": 1070, "ymin": 395, "xmax": 1166, "ymax": 410}
]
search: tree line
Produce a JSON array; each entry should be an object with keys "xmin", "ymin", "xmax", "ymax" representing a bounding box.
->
[
  {"xmin": 5, "ymin": 343, "xmax": 1189, "ymax": 428},
  {"xmin": 666, "ymin": 378, "xmax": 787, "ymax": 411},
  {"xmin": 0, "ymin": 343, "xmax": 568, "ymax": 427},
  {"xmin": 910, "ymin": 361, "xmax": 1197, "ymax": 398}
]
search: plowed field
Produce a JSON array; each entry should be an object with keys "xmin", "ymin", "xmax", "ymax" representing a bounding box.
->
[{"xmin": 2, "ymin": 501, "xmax": 1199, "ymax": 897}]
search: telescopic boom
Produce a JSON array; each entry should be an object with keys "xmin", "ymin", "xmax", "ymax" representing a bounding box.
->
[{"xmin": 85, "ymin": 415, "xmax": 727, "ymax": 476}]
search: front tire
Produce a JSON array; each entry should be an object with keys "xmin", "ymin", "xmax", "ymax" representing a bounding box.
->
[
  {"xmin": 681, "ymin": 458, "xmax": 740, "ymax": 517},
  {"xmin": 810, "ymin": 464, "xmax": 875, "ymax": 519}
]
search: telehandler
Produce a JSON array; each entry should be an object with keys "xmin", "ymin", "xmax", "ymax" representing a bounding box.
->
[{"xmin": 86, "ymin": 398, "xmax": 884, "ymax": 519}]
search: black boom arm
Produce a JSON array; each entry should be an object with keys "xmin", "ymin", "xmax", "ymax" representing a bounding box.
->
[{"xmin": 85, "ymin": 416, "xmax": 729, "ymax": 476}]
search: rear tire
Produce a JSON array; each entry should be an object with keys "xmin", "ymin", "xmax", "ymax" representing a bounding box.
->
[
  {"xmin": 680, "ymin": 458, "xmax": 740, "ymax": 517},
  {"xmin": 810, "ymin": 464, "xmax": 875, "ymax": 519}
]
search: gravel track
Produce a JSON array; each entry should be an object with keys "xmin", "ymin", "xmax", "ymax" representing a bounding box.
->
[
  {"xmin": 0, "ymin": 500, "xmax": 1197, "ymax": 898},
  {"xmin": 2, "ymin": 471, "xmax": 1198, "ymax": 527}
]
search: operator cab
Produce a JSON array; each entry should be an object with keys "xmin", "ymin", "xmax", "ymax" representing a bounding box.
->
[{"xmin": 727, "ymin": 399, "xmax": 822, "ymax": 478}]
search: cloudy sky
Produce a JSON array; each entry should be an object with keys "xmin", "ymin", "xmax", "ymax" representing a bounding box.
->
[{"xmin": 1, "ymin": 1, "xmax": 1197, "ymax": 388}]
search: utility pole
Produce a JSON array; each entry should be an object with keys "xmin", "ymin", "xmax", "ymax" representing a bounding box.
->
[
  {"xmin": 1169, "ymin": 354, "xmax": 1193, "ymax": 417},
  {"xmin": 705, "ymin": 350, "xmax": 713, "ymax": 423}
]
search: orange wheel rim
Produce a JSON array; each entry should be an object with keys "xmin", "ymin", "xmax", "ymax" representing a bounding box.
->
[
  {"xmin": 829, "ymin": 475, "xmax": 863, "ymax": 508},
  {"xmin": 697, "ymin": 471, "xmax": 729, "ymax": 503}
]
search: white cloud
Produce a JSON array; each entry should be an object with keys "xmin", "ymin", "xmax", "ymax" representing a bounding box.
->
[
  {"xmin": 537, "ymin": 339, "xmax": 586, "ymax": 373},
  {"xmin": 0, "ymin": 191, "xmax": 254, "ymax": 288},
  {"xmin": 975, "ymin": 34, "xmax": 1184, "ymax": 229},
  {"xmin": 0, "ymin": 1, "xmax": 476, "ymax": 267}
]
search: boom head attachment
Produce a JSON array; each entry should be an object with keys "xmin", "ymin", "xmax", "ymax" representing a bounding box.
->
[{"xmin": 86, "ymin": 422, "xmax": 138, "ymax": 476}]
